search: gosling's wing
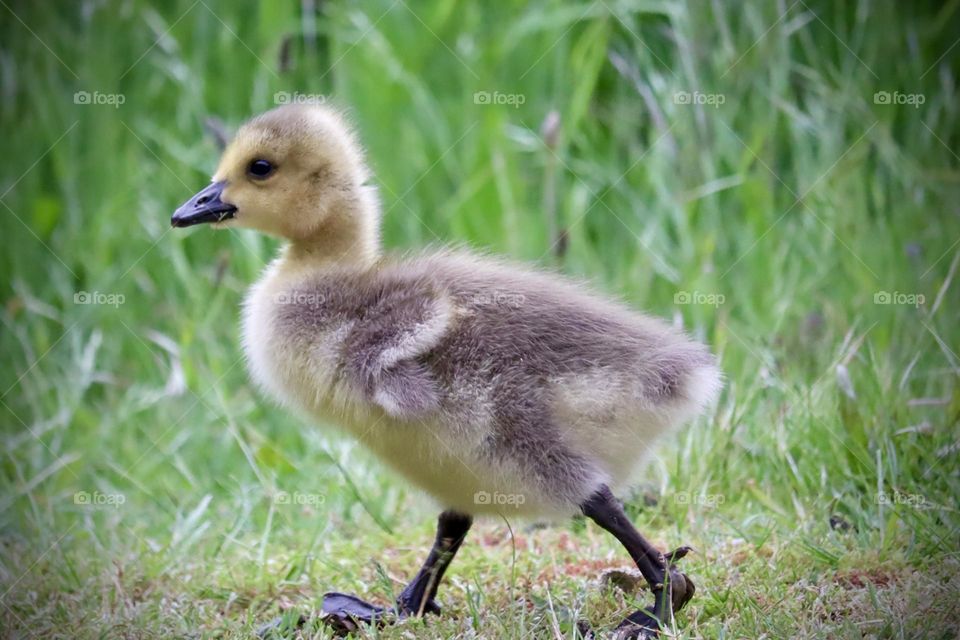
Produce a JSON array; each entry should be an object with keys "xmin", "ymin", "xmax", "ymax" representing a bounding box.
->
[
  {"xmin": 407, "ymin": 249, "xmax": 720, "ymax": 408},
  {"xmin": 342, "ymin": 277, "xmax": 453, "ymax": 419}
]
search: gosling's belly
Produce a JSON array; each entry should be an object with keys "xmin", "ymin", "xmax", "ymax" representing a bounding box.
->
[{"xmin": 330, "ymin": 415, "xmax": 559, "ymax": 517}]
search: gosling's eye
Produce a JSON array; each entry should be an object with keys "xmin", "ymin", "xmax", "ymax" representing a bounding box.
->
[{"xmin": 248, "ymin": 159, "xmax": 274, "ymax": 179}]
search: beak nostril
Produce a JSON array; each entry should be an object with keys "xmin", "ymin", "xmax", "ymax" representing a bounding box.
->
[{"xmin": 173, "ymin": 180, "xmax": 234, "ymax": 226}]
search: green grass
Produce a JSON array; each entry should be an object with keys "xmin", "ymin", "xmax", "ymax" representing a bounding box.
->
[{"xmin": 2, "ymin": 0, "xmax": 959, "ymax": 637}]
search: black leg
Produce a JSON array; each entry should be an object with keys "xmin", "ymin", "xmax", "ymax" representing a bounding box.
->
[
  {"xmin": 396, "ymin": 510, "xmax": 473, "ymax": 616},
  {"xmin": 581, "ymin": 485, "xmax": 694, "ymax": 637},
  {"xmin": 302, "ymin": 510, "xmax": 472, "ymax": 635}
]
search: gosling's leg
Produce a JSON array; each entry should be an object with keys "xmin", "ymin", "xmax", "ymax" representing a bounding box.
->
[
  {"xmin": 319, "ymin": 510, "xmax": 472, "ymax": 632},
  {"xmin": 395, "ymin": 510, "xmax": 472, "ymax": 615},
  {"xmin": 580, "ymin": 485, "xmax": 695, "ymax": 639}
]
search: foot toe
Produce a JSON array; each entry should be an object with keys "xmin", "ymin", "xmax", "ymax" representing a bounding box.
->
[
  {"xmin": 667, "ymin": 566, "xmax": 696, "ymax": 612},
  {"xmin": 320, "ymin": 592, "xmax": 392, "ymax": 632},
  {"xmin": 614, "ymin": 607, "xmax": 660, "ymax": 639},
  {"xmin": 665, "ymin": 545, "xmax": 693, "ymax": 562}
]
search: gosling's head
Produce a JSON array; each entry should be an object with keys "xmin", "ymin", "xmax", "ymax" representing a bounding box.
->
[{"xmin": 173, "ymin": 104, "xmax": 377, "ymax": 249}]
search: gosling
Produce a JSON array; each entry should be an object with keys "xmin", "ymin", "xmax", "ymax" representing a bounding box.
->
[{"xmin": 172, "ymin": 104, "xmax": 721, "ymax": 638}]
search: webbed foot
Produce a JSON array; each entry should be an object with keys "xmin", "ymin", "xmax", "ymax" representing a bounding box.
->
[
  {"xmin": 613, "ymin": 546, "xmax": 696, "ymax": 639},
  {"xmin": 320, "ymin": 592, "xmax": 393, "ymax": 633},
  {"xmin": 256, "ymin": 590, "xmax": 445, "ymax": 638}
]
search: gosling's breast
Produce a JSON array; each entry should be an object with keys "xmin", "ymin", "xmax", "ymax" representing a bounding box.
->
[{"xmin": 241, "ymin": 269, "xmax": 354, "ymax": 417}]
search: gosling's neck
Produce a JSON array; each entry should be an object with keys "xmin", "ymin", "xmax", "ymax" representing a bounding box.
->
[{"xmin": 281, "ymin": 187, "xmax": 381, "ymax": 273}]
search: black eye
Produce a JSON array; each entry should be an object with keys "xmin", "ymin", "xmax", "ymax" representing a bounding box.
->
[{"xmin": 248, "ymin": 159, "xmax": 274, "ymax": 178}]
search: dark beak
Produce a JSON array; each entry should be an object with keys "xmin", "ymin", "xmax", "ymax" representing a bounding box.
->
[{"xmin": 171, "ymin": 181, "xmax": 237, "ymax": 228}]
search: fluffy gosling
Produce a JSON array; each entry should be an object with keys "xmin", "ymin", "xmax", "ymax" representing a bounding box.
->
[{"xmin": 172, "ymin": 104, "xmax": 721, "ymax": 638}]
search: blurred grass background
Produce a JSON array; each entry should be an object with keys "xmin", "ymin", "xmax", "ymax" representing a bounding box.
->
[{"xmin": 1, "ymin": 0, "xmax": 959, "ymax": 638}]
